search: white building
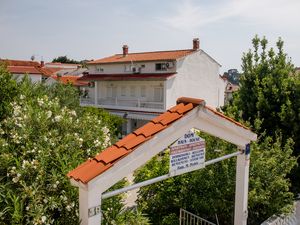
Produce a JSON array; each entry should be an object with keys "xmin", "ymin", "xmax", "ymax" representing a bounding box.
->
[
  {"xmin": 79, "ymin": 38, "xmax": 226, "ymax": 134},
  {"xmin": 0, "ymin": 59, "xmax": 51, "ymax": 83}
]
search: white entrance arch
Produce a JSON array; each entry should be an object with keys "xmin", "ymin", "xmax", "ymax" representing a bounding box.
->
[{"xmin": 68, "ymin": 97, "xmax": 257, "ymax": 225}]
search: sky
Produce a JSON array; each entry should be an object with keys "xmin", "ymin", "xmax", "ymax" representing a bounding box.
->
[{"xmin": 0, "ymin": 0, "xmax": 299, "ymax": 73}]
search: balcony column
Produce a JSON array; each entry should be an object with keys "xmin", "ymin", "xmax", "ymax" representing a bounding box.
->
[
  {"xmin": 94, "ymin": 81, "xmax": 98, "ymax": 105},
  {"xmin": 126, "ymin": 119, "xmax": 132, "ymax": 134}
]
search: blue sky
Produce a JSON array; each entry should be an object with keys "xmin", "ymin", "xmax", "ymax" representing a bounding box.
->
[{"xmin": 1, "ymin": 0, "xmax": 299, "ymax": 73}]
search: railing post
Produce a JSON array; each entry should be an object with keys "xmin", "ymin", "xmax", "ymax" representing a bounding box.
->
[{"xmin": 94, "ymin": 82, "xmax": 98, "ymax": 105}]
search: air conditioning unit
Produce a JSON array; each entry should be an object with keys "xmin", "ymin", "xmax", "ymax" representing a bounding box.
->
[
  {"xmin": 132, "ymin": 67, "xmax": 141, "ymax": 73},
  {"xmin": 166, "ymin": 62, "xmax": 174, "ymax": 69}
]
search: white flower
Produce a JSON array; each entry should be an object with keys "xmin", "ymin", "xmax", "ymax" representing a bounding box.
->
[
  {"xmin": 54, "ymin": 115, "xmax": 62, "ymax": 122},
  {"xmin": 12, "ymin": 177, "xmax": 19, "ymax": 183},
  {"xmin": 53, "ymin": 184, "xmax": 57, "ymax": 189},
  {"xmin": 26, "ymin": 206, "xmax": 30, "ymax": 211},
  {"xmin": 70, "ymin": 110, "xmax": 77, "ymax": 117},
  {"xmin": 43, "ymin": 199, "xmax": 48, "ymax": 203},
  {"xmin": 20, "ymin": 95, "xmax": 25, "ymax": 100},
  {"xmin": 41, "ymin": 216, "xmax": 47, "ymax": 223},
  {"xmin": 46, "ymin": 111, "xmax": 52, "ymax": 119},
  {"xmin": 66, "ymin": 205, "xmax": 71, "ymax": 211}
]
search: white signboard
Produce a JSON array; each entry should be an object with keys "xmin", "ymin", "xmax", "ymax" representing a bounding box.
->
[{"xmin": 169, "ymin": 130, "xmax": 205, "ymax": 176}]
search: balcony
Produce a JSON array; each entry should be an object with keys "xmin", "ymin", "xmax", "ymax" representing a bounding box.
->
[{"xmin": 80, "ymin": 97, "xmax": 164, "ymax": 112}]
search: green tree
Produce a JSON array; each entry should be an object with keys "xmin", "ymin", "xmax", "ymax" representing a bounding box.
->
[
  {"xmin": 224, "ymin": 36, "xmax": 300, "ymax": 192},
  {"xmin": 52, "ymin": 56, "xmax": 80, "ymax": 64},
  {"xmin": 0, "ymin": 63, "xmax": 19, "ymax": 121}
]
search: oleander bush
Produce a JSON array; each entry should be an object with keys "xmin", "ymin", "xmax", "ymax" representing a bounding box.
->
[{"xmin": 0, "ymin": 67, "xmax": 123, "ymax": 224}]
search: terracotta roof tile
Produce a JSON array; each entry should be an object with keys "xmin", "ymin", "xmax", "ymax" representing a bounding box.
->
[
  {"xmin": 51, "ymin": 75, "xmax": 89, "ymax": 86},
  {"xmin": 168, "ymin": 103, "xmax": 185, "ymax": 113},
  {"xmin": 123, "ymin": 135, "xmax": 148, "ymax": 150},
  {"xmin": 133, "ymin": 122, "xmax": 166, "ymax": 138},
  {"xmin": 176, "ymin": 103, "xmax": 194, "ymax": 114},
  {"xmin": 159, "ymin": 112, "xmax": 182, "ymax": 126},
  {"xmin": 114, "ymin": 134, "xmax": 137, "ymax": 148},
  {"xmin": 1, "ymin": 59, "xmax": 40, "ymax": 67},
  {"xmin": 67, "ymin": 159, "xmax": 112, "ymax": 183},
  {"xmin": 88, "ymin": 49, "xmax": 196, "ymax": 64},
  {"xmin": 95, "ymin": 146, "xmax": 128, "ymax": 164},
  {"xmin": 67, "ymin": 96, "xmax": 251, "ymax": 184},
  {"xmin": 176, "ymin": 97, "xmax": 204, "ymax": 106}
]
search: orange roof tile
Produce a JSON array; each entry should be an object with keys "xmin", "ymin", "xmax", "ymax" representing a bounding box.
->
[
  {"xmin": 51, "ymin": 75, "xmax": 88, "ymax": 86},
  {"xmin": 88, "ymin": 49, "xmax": 196, "ymax": 64},
  {"xmin": 7, "ymin": 66, "xmax": 42, "ymax": 74},
  {"xmin": 68, "ymin": 97, "xmax": 250, "ymax": 184},
  {"xmin": 1, "ymin": 59, "xmax": 40, "ymax": 67}
]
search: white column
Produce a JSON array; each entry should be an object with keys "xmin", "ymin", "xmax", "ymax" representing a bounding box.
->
[
  {"xmin": 234, "ymin": 146, "xmax": 250, "ymax": 225},
  {"xmin": 126, "ymin": 119, "xmax": 132, "ymax": 134},
  {"xmin": 94, "ymin": 82, "xmax": 98, "ymax": 105},
  {"xmin": 79, "ymin": 188, "xmax": 102, "ymax": 225}
]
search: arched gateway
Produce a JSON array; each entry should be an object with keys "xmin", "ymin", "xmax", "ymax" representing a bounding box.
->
[{"xmin": 68, "ymin": 97, "xmax": 257, "ymax": 225}]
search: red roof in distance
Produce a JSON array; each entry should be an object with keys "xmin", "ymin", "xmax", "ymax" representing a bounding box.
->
[{"xmin": 88, "ymin": 49, "xmax": 197, "ymax": 64}]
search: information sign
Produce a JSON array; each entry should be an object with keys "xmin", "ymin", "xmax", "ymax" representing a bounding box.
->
[{"xmin": 169, "ymin": 130, "xmax": 205, "ymax": 176}]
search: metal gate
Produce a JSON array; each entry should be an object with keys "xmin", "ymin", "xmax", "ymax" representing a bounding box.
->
[{"xmin": 179, "ymin": 208, "xmax": 216, "ymax": 225}]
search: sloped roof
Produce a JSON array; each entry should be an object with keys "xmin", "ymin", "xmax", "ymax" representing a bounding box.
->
[
  {"xmin": 51, "ymin": 75, "xmax": 89, "ymax": 86},
  {"xmin": 7, "ymin": 66, "xmax": 42, "ymax": 74},
  {"xmin": 68, "ymin": 97, "xmax": 250, "ymax": 184},
  {"xmin": 1, "ymin": 59, "xmax": 40, "ymax": 67},
  {"xmin": 1, "ymin": 59, "xmax": 51, "ymax": 77},
  {"xmin": 78, "ymin": 73, "xmax": 176, "ymax": 81},
  {"xmin": 88, "ymin": 49, "xmax": 197, "ymax": 65}
]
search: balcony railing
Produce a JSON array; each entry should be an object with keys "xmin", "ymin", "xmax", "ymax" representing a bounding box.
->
[
  {"xmin": 80, "ymin": 97, "xmax": 164, "ymax": 111},
  {"xmin": 98, "ymin": 98, "xmax": 164, "ymax": 110}
]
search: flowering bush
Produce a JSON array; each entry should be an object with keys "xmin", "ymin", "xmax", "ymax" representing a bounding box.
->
[{"xmin": 0, "ymin": 77, "xmax": 121, "ymax": 224}]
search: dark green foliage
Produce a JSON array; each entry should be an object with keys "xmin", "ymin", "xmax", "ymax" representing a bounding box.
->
[
  {"xmin": 0, "ymin": 64, "xmax": 19, "ymax": 121},
  {"xmin": 224, "ymin": 35, "xmax": 300, "ymax": 192},
  {"xmin": 52, "ymin": 56, "xmax": 80, "ymax": 64}
]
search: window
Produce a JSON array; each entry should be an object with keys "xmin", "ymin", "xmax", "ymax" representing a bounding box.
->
[
  {"xmin": 140, "ymin": 86, "xmax": 146, "ymax": 97},
  {"xmin": 155, "ymin": 63, "xmax": 167, "ymax": 71},
  {"xmin": 130, "ymin": 86, "xmax": 136, "ymax": 97},
  {"xmin": 154, "ymin": 87, "xmax": 163, "ymax": 102},
  {"xmin": 121, "ymin": 86, "xmax": 126, "ymax": 96},
  {"xmin": 96, "ymin": 67, "xmax": 104, "ymax": 72},
  {"xmin": 124, "ymin": 65, "xmax": 131, "ymax": 72},
  {"xmin": 107, "ymin": 86, "xmax": 117, "ymax": 98}
]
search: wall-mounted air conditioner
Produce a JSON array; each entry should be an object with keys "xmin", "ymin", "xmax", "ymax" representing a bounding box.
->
[
  {"xmin": 132, "ymin": 67, "xmax": 141, "ymax": 73},
  {"xmin": 166, "ymin": 62, "xmax": 174, "ymax": 69}
]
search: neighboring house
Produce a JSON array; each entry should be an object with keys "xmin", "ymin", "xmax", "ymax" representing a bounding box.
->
[
  {"xmin": 224, "ymin": 82, "xmax": 240, "ymax": 104},
  {"xmin": 0, "ymin": 59, "xmax": 51, "ymax": 83},
  {"xmin": 45, "ymin": 75, "xmax": 89, "ymax": 87},
  {"xmin": 44, "ymin": 62, "xmax": 80, "ymax": 70},
  {"xmin": 79, "ymin": 38, "xmax": 226, "ymax": 134}
]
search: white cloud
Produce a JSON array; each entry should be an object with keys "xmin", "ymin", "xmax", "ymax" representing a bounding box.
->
[{"xmin": 159, "ymin": 0, "xmax": 300, "ymax": 31}]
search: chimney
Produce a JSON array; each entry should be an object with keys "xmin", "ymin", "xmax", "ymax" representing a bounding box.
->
[
  {"xmin": 122, "ymin": 45, "xmax": 128, "ymax": 56},
  {"xmin": 40, "ymin": 60, "xmax": 44, "ymax": 67},
  {"xmin": 193, "ymin": 38, "xmax": 200, "ymax": 50}
]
